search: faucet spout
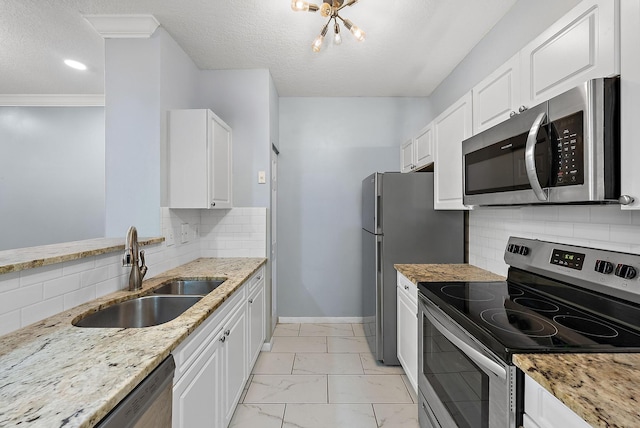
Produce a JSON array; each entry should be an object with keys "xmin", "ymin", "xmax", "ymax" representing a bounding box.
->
[{"xmin": 123, "ymin": 226, "xmax": 148, "ymax": 291}]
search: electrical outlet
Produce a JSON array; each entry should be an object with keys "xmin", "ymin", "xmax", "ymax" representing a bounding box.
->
[
  {"xmin": 181, "ymin": 223, "xmax": 189, "ymax": 244},
  {"xmin": 193, "ymin": 224, "xmax": 200, "ymax": 240},
  {"xmin": 166, "ymin": 229, "xmax": 175, "ymax": 247}
]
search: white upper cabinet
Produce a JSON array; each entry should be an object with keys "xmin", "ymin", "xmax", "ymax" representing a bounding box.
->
[
  {"xmin": 400, "ymin": 123, "xmax": 434, "ymax": 173},
  {"xmin": 472, "ymin": 54, "xmax": 521, "ymax": 134},
  {"xmin": 401, "ymin": 138, "xmax": 415, "ymax": 173},
  {"xmin": 414, "ymin": 124, "xmax": 434, "ymax": 169},
  {"xmin": 168, "ymin": 109, "xmax": 233, "ymax": 209},
  {"xmin": 620, "ymin": 0, "xmax": 640, "ymax": 209},
  {"xmin": 434, "ymin": 92, "xmax": 473, "ymax": 210},
  {"xmin": 520, "ymin": 0, "xmax": 619, "ymax": 107}
]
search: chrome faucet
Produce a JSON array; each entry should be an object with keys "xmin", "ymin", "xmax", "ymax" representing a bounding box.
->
[{"xmin": 123, "ymin": 226, "xmax": 148, "ymax": 291}]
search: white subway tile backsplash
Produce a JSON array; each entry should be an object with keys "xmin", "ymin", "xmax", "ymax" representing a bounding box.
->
[
  {"xmin": 19, "ymin": 265, "xmax": 62, "ymax": 287},
  {"xmin": 574, "ymin": 223, "xmax": 609, "ymax": 241},
  {"xmin": 43, "ymin": 273, "xmax": 81, "ymax": 299},
  {"xmin": 63, "ymin": 258, "xmax": 95, "ymax": 275},
  {"xmin": 21, "ymin": 297, "xmax": 64, "ymax": 326},
  {"xmin": 96, "ymin": 277, "xmax": 122, "ymax": 297},
  {"xmin": 64, "ymin": 285, "xmax": 96, "ymax": 310},
  {"xmin": 591, "ymin": 205, "xmax": 631, "ymax": 225},
  {"xmin": 81, "ymin": 266, "xmax": 110, "ymax": 288},
  {"xmin": 0, "ymin": 310, "xmax": 21, "ymax": 337},
  {"xmin": 0, "ymin": 272, "xmax": 20, "ymax": 293},
  {"xmin": 0, "ymin": 284, "xmax": 43, "ymax": 315},
  {"xmin": 610, "ymin": 225, "xmax": 640, "ymax": 245}
]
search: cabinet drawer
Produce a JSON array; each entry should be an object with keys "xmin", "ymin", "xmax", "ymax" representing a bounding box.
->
[
  {"xmin": 248, "ymin": 266, "xmax": 265, "ymax": 293},
  {"xmin": 397, "ymin": 272, "xmax": 417, "ymax": 304},
  {"xmin": 173, "ymin": 286, "xmax": 245, "ymax": 380}
]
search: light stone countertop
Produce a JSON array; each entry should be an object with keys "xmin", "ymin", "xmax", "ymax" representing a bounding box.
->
[
  {"xmin": 0, "ymin": 257, "xmax": 266, "ymax": 428},
  {"xmin": 514, "ymin": 353, "xmax": 640, "ymax": 427},
  {"xmin": 0, "ymin": 237, "xmax": 165, "ymax": 274},
  {"xmin": 394, "ymin": 263, "xmax": 506, "ymax": 283}
]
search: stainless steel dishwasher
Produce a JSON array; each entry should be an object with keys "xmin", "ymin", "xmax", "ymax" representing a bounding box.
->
[{"xmin": 96, "ymin": 355, "xmax": 175, "ymax": 428}]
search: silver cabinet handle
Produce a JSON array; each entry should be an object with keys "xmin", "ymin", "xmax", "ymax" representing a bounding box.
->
[
  {"xmin": 404, "ymin": 285, "xmax": 409, "ymax": 290},
  {"xmin": 211, "ymin": 202, "xmax": 216, "ymax": 207},
  {"xmin": 257, "ymin": 275, "xmax": 262, "ymax": 280},
  {"xmin": 619, "ymin": 195, "xmax": 635, "ymax": 205},
  {"xmin": 220, "ymin": 336, "xmax": 226, "ymax": 343},
  {"xmin": 510, "ymin": 111, "xmax": 517, "ymax": 117},
  {"xmin": 424, "ymin": 307, "xmax": 506, "ymax": 380},
  {"xmin": 519, "ymin": 105, "xmax": 528, "ymax": 113},
  {"xmin": 224, "ymin": 329, "xmax": 230, "ymax": 336},
  {"xmin": 249, "ymin": 299, "xmax": 254, "ymax": 304},
  {"xmin": 525, "ymin": 111, "xmax": 549, "ymax": 202}
]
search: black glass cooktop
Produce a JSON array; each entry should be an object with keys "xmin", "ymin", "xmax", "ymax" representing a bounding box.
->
[{"xmin": 418, "ymin": 268, "xmax": 640, "ymax": 361}]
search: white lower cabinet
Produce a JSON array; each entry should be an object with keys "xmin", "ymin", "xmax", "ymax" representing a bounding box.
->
[
  {"xmin": 523, "ymin": 374, "xmax": 591, "ymax": 428},
  {"xmin": 172, "ymin": 266, "xmax": 266, "ymax": 428},
  {"xmin": 396, "ymin": 272, "xmax": 418, "ymax": 394}
]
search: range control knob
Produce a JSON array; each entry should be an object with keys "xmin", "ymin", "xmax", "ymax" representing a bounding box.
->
[
  {"xmin": 518, "ymin": 246, "xmax": 530, "ymax": 256},
  {"xmin": 595, "ymin": 260, "xmax": 614, "ymax": 274},
  {"xmin": 615, "ymin": 264, "xmax": 637, "ymax": 280}
]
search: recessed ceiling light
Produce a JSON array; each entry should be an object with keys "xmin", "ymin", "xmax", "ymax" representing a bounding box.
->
[{"xmin": 64, "ymin": 59, "xmax": 88, "ymax": 71}]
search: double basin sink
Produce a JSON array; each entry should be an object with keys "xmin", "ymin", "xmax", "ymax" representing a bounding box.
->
[{"xmin": 73, "ymin": 279, "xmax": 226, "ymax": 328}]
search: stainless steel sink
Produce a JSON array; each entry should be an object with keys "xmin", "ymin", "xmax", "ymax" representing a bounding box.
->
[
  {"xmin": 73, "ymin": 295, "xmax": 202, "ymax": 328},
  {"xmin": 152, "ymin": 279, "xmax": 226, "ymax": 296}
]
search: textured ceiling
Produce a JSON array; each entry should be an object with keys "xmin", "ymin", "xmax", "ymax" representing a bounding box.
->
[{"xmin": 1, "ymin": 0, "xmax": 517, "ymax": 97}]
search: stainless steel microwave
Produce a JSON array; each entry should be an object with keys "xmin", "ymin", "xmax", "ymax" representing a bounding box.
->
[{"xmin": 462, "ymin": 77, "xmax": 620, "ymax": 207}]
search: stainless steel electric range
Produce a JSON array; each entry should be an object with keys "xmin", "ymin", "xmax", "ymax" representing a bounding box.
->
[{"xmin": 417, "ymin": 236, "xmax": 640, "ymax": 428}]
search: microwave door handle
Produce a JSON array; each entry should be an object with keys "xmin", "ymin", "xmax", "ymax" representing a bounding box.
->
[
  {"xmin": 424, "ymin": 309, "xmax": 507, "ymax": 380},
  {"xmin": 525, "ymin": 111, "xmax": 549, "ymax": 202}
]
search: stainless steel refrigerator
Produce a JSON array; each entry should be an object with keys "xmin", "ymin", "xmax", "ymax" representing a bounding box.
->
[{"xmin": 362, "ymin": 172, "xmax": 464, "ymax": 365}]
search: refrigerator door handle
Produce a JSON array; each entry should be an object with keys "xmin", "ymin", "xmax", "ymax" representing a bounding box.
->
[{"xmin": 376, "ymin": 235, "xmax": 383, "ymax": 275}]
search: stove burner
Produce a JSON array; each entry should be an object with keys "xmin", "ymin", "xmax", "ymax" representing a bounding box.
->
[
  {"xmin": 507, "ymin": 286, "xmax": 525, "ymax": 297},
  {"xmin": 481, "ymin": 309, "xmax": 559, "ymax": 338},
  {"xmin": 512, "ymin": 297, "xmax": 560, "ymax": 313},
  {"xmin": 552, "ymin": 315, "xmax": 619, "ymax": 338},
  {"xmin": 441, "ymin": 285, "xmax": 495, "ymax": 302}
]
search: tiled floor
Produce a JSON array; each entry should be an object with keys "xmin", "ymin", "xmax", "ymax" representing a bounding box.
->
[{"xmin": 229, "ymin": 323, "xmax": 419, "ymax": 428}]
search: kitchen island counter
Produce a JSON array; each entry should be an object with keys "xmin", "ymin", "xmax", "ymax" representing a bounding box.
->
[
  {"xmin": 0, "ymin": 257, "xmax": 266, "ymax": 428},
  {"xmin": 514, "ymin": 353, "xmax": 640, "ymax": 428}
]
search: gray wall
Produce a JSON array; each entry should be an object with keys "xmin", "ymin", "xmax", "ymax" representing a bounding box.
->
[
  {"xmin": 278, "ymin": 97, "xmax": 431, "ymax": 317},
  {"xmin": 429, "ymin": 0, "xmax": 582, "ymax": 117},
  {"xmin": 0, "ymin": 106, "xmax": 105, "ymax": 250}
]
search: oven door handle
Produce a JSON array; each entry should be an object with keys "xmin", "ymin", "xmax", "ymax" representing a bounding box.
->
[
  {"xmin": 424, "ymin": 309, "xmax": 507, "ymax": 380},
  {"xmin": 524, "ymin": 111, "xmax": 549, "ymax": 202}
]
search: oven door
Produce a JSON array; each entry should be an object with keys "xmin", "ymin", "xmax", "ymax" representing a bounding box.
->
[{"xmin": 418, "ymin": 295, "xmax": 516, "ymax": 428}]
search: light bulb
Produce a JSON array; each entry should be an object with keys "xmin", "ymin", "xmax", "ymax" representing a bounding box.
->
[
  {"xmin": 320, "ymin": 2, "xmax": 332, "ymax": 17},
  {"xmin": 312, "ymin": 35, "xmax": 325, "ymax": 52},
  {"xmin": 349, "ymin": 24, "xmax": 365, "ymax": 41},
  {"xmin": 333, "ymin": 22, "xmax": 342, "ymax": 45},
  {"xmin": 291, "ymin": 0, "xmax": 319, "ymax": 12}
]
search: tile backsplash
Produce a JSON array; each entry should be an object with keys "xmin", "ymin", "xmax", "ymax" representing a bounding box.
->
[
  {"xmin": 0, "ymin": 207, "xmax": 267, "ymax": 336},
  {"xmin": 469, "ymin": 205, "xmax": 640, "ymax": 276}
]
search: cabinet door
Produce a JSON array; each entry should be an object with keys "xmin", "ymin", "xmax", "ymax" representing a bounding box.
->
[
  {"xmin": 415, "ymin": 124, "xmax": 434, "ymax": 169},
  {"xmin": 222, "ymin": 302, "xmax": 248, "ymax": 427},
  {"xmin": 524, "ymin": 374, "xmax": 591, "ymax": 428},
  {"xmin": 173, "ymin": 330, "xmax": 223, "ymax": 428},
  {"xmin": 520, "ymin": 0, "xmax": 619, "ymax": 107},
  {"xmin": 248, "ymin": 280, "xmax": 265, "ymax": 369},
  {"xmin": 472, "ymin": 54, "xmax": 521, "ymax": 134},
  {"xmin": 209, "ymin": 113, "xmax": 233, "ymax": 209},
  {"xmin": 401, "ymin": 139, "xmax": 415, "ymax": 173},
  {"xmin": 396, "ymin": 286, "xmax": 418, "ymax": 395},
  {"xmin": 620, "ymin": 0, "xmax": 640, "ymax": 210},
  {"xmin": 433, "ymin": 92, "xmax": 473, "ymax": 210}
]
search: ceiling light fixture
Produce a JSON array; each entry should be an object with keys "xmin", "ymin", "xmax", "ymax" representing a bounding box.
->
[
  {"xmin": 64, "ymin": 59, "xmax": 88, "ymax": 71},
  {"xmin": 291, "ymin": 0, "xmax": 365, "ymax": 52}
]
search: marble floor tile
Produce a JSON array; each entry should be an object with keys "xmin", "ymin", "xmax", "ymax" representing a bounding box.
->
[
  {"xmin": 244, "ymin": 375, "xmax": 328, "ymax": 403},
  {"xmin": 239, "ymin": 374, "xmax": 254, "ymax": 403},
  {"xmin": 373, "ymin": 403, "xmax": 419, "ymax": 428},
  {"xmin": 273, "ymin": 323, "xmax": 301, "ymax": 336},
  {"xmin": 283, "ymin": 404, "xmax": 377, "ymax": 428},
  {"xmin": 293, "ymin": 353, "xmax": 364, "ymax": 375},
  {"xmin": 229, "ymin": 403, "xmax": 285, "ymax": 428},
  {"xmin": 299, "ymin": 323, "xmax": 354, "ymax": 336},
  {"xmin": 328, "ymin": 375, "xmax": 413, "ymax": 404},
  {"xmin": 360, "ymin": 352, "xmax": 406, "ymax": 375},
  {"xmin": 352, "ymin": 323, "xmax": 367, "ymax": 337},
  {"xmin": 401, "ymin": 374, "xmax": 417, "ymax": 403},
  {"xmin": 271, "ymin": 336, "xmax": 327, "ymax": 353},
  {"xmin": 253, "ymin": 352, "xmax": 295, "ymax": 375},
  {"xmin": 328, "ymin": 336, "xmax": 371, "ymax": 353}
]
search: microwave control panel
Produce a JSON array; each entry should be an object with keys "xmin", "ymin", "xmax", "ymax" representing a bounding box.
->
[{"xmin": 550, "ymin": 111, "xmax": 584, "ymax": 187}]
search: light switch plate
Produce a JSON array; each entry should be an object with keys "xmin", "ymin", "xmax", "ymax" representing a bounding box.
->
[
  {"xmin": 258, "ymin": 171, "xmax": 266, "ymax": 184},
  {"xmin": 181, "ymin": 223, "xmax": 189, "ymax": 244}
]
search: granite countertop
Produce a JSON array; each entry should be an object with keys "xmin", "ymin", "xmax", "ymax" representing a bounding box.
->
[
  {"xmin": 514, "ymin": 353, "xmax": 640, "ymax": 427},
  {"xmin": 394, "ymin": 263, "xmax": 506, "ymax": 283},
  {"xmin": 0, "ymin": 257, "xmax": 266, "ymax": 428},
  {"xmin": 0, "ymin": 237, "xmax": 165, "ymax": 274}
]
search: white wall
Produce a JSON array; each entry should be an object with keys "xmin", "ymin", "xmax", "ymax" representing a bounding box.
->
[
  {"xmin": 0, "ymin": 107, "xmax": 105, "ymax": 250},
  {"xmin": 278, "ymin": 97, "xmax": 431, "ymax": 317}
]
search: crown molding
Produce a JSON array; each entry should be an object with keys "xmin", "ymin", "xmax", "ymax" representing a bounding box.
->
[
  {"xmin": 83, "ymin": 14, "xmax": 160, "ymax": 39},
  {"xmin": 0, "ymin": 94, "xmax": 105, "ymax": 106}
]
